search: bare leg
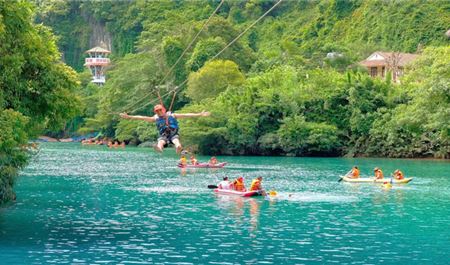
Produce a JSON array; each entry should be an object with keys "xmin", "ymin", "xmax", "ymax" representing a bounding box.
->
[
  {"xmin": 154, "ymin": 140, "xmax": 166, "ymax": 152},
  {"xmin": 172, "ymin": 138, "xmax": 183, "ymax": 154}
]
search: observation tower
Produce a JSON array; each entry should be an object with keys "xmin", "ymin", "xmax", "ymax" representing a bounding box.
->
[{"xmin": 84, "ymin": 46, "xmax": 111, "ymax": 85}]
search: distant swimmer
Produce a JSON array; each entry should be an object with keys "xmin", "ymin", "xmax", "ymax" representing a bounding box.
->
[{"xmin": 382, "ymin": 181, "xmax": 392, "ymax": 189}]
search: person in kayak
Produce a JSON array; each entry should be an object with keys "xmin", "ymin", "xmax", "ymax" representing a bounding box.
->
[
  {"xmin": 233, "ymin": 176, "xmax": 246, "ymax": 191},
  {"xmin": 347, "ymin": 166, "xmax": 360, "ymax": 179},
  {"xmin": 374, "ymin": 167, "xmax": 384, "ymax": 179},
  {"xmin": 250, "ymin": 176, "xmax": 267, "ymax": 196},
  {"xmin": 190, "ymin": 155, "xmax": 198, "ymax": 165},
  {"xmin": 209, "ymin": 156, "xmax": 218, "ymax": 165},
  {"xmin": 250, "ymin": 176, "xmax": 263, "ymax": 191},
  {"xmin": 120, "ymin": 105, "xmax": 210, "ymax": 153},
  {"xmin": 179, "ymin": 154, "xmax": 187, "ymax": 167},
  {"xmin": 393, "ymin": 169, "xmax": 404, "ymax": 180},
  {"xmin": 218, "ymin": 177, "xmax": 231, "ymax": 190}
]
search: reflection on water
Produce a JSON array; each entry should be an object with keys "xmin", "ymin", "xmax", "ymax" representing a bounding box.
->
[
  {"xmin": 0, "ymin": 143, "xmax": 449, "ymax": 264},
  {"xmin": 214, "ymin": 195, "xmax": 261, "ymax": 237}
]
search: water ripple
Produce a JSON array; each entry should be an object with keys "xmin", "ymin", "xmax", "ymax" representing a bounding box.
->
[{"xmin": 0, "ymin": 143, "xmax": 448, "ymax": 264}]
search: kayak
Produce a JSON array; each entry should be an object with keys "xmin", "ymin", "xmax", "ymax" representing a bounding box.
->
[
  {"xmin": 178, "ymin": 162, "xmax": 227, "ymax": 168},
  {"xmin": 340, "ymin": 176, "xmax": 413, "ymax": 184},
  {"xmin": 214, "ymin": 188, "xmax": 263, "ymax": 197}
]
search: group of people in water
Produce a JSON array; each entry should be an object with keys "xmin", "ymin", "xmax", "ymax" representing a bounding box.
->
[
  {"xmin": 346, "ymin": 166, "xmax": 405, "ymax": 180},
  {"xmin": 81, "ymin": 138, "xmax": 126, "ymax": 148}
]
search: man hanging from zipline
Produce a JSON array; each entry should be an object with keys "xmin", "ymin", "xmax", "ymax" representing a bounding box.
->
[{"xmin": 119, "ymin": 104, "xmax": 209, "ymax": 153}]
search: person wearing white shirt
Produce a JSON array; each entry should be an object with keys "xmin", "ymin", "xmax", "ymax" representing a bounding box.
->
[{"xmin": 218, "ymin": 177, "xmax": 231, "ymax": 190}]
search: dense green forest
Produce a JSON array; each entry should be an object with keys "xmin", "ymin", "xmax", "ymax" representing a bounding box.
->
[
  {"xmin": 1, "ymin": 0, "xmax": 449, "ymax": 204},
  {"xmin": 34, "ymin": 0, "xmax": 449, "ymax": 158},
  {"xmin": 0, "ymin": 0, "xmax": 80, "ymax": 204}
]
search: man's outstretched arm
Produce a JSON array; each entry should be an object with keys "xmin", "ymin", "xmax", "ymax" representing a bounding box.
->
[
  {"xmin": 119, "ymin": 113, "xmax": 156, "ymax": 122},
  {"xmin": 174, "ymin": 111, "xmax": 210, "ymax": 119}
]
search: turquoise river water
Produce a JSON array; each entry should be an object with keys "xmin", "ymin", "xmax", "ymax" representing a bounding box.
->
[{"xmin": 1, "ymin": 143, "xmax": 449, "ymax": 264}]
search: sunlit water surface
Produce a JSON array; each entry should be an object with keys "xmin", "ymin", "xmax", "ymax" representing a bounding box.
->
[{"xmin": 1, "ymin": 143, "xmax": 449, "ymax": 264}]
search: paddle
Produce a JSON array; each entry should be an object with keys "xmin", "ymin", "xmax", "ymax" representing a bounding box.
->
[
  {"xmin": 338, "ymin": 169, "xmax": 352, "ymax": 182},
  {"xmin": 207, "ymin": 185, "xmax": 218, "ymax": 189}
]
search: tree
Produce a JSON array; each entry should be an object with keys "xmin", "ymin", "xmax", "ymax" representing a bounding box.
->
[
  {"xmin": 0, "ymin": 110, "xmax": 30, "ymax": 204},
  {"xmin": 278, "ymin": 115, "xmax": 340, "ymax": 156},
  {"xmin": 385, "ymin": 52, "xmax": 402, "ymax": 82},
  {"xmin": 367, "ymin": 46, "xmax": 450, "ymax": 158},
  {"xmin": 162, "ymin": 36, "xmax": 188, "ymax": 84},
  {"xmin": 186, "ymin": 60, "xmax": 245, "ymax": 102},
  {"xmin": 0, "ymin": 1, "xmax": 80, "ymax": 204},
  {"xmin": 186, "ymin": 37, "xmax": 227, "ymax": 72}
]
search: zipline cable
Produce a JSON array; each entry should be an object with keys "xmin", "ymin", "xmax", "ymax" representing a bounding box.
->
[
  {"xmin": 122, "ymin": 0, "xmax": 224, "ymax": 113},
  {"xmin": 160, "ymin": 0, "xmax": 225, "ymax": 85},
  {"xmin": 128, "ymin": 0, "xmax": 284, "ymax": 114},
  {"xmin": 210, "ymin": 0, "xmax": 283, "ymax": 62}
]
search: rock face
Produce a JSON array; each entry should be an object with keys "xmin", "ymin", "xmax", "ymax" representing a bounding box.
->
[{"xmin": 87, "ymin": 15, "xmax": 112, "ymax": 51}]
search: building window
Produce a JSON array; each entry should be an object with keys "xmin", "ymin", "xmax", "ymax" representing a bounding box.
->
[
  {"xmin": 370, "ymin": 67, "xmax": 377, "ymax": 77},
  {"xmin": 381, "ymin": 67, "xmax": 385, "ymax": 77}
]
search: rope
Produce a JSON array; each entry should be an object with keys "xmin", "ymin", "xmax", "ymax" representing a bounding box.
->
[
  {"xmin": 157, "ymin": 90, "xmax": 163, "ymax": 105},
  {"xmin": 128, "ymin": 0, "xmax": 284, "ymax": 114},
  {"xmin": 121, "ymin": 0, "xmax": 224, "ymax": 114},
  {"xmin": 168, "ymin": 88, "xmax": 178, "ymax": 112}
]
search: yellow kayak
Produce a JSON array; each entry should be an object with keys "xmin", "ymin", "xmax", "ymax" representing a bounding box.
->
[{"xmin": 340, "ymin": 176, "xmax": 413, "ymax": 184}]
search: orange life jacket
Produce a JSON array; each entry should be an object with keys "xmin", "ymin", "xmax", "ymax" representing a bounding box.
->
[
  {"xmin": 234, "ymin": 180, "xmax": 245, "ymax": 191},
  {"xmin": 249, "ymin": 179, "xmax": 261, "ymax": 191},
  {"xmin": 352, "ymin": 168, "xmax": 360, "ymax": 178},
  {"xmin": 395, "ymin": 171, "xmax": 404, "ymax": 180}
]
